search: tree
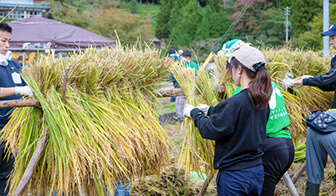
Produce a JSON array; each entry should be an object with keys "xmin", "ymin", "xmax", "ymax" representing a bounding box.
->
[
  {"xmin": 126, "ymin": 0, "xmax": 138, "ymax": 14},
  {"xmin": 230, "ymin": 0, "xmax": 266, "ymax": 35},
  {"xmin": 196, "ymin": 5, "xmax": 232, "ymax": 42},
  {"xmin": 154, "ymin": 0, "xmax": 175, "ymax": 39},
  {"xmin": 290, "ymin": 0, "xmax": 322, "ymax": 36},
  {"xmin": 94, "ymin": 8, "xmax": 151, "ymax": 44},
  {"xmin": 170, "ymin": 0, "xmax": 202, "ymax": 45},
  {"xmin": 295, "ymin": 3, "xmax": 336, "ymax": 50},
  {"xmin": 257, "ymin": 7, "xmax": 286, "ymax": 46}
]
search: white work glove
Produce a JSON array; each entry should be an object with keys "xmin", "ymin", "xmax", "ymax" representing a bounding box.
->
[
  {"xmin": 15, "ymin": 86, "xmax": 33, "ymax": 98},
  {"xmin": 293, "ymin": 75, "xmax": 313, "ymax": 88},
  {"xmin": 282, "ymin": 73, "xmax": 294, "ymax": 90},
  {"xmin": 183, "ymin": 104, "xmax": 196, "ymax": 118},
  {"xmin": 197, "ymin": 104, "xmax": 210, "ymax": 116}
]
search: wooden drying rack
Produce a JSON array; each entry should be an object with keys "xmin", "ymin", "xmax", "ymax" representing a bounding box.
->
[{"xmin": 0, "ymin": 81, "xmax": 304, "ymax": 196}]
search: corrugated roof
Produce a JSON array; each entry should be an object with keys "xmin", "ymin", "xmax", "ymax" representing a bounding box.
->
[{"xmin": 0, "ymin": 3, "xmax": 51, "ymax": 9}]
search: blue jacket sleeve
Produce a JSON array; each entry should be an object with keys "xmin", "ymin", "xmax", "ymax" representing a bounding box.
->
[
  {"xmin": 190, "ymin": 102, "xmax": 235, "ymax": 140},
  {"xmin": 303, "ymin": 57, "xmax": 336, "ymax": 88}
]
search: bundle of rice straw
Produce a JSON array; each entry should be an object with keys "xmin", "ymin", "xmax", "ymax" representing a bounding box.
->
[
  {"xmin": 1, "ymin": 45, "xmax": 174, "ymax": 195},
  {"xmin": 214, "ymin": 47, "xmax": 334, "ymax": 141}
]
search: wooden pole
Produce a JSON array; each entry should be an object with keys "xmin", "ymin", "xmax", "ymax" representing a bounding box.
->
[
  {"xmin": 283, "ymin": 171, "xmax": 299, "ymax": 196},
  {"xmin": 0, "ymin": 84, "xmax": 226, "ymax": 107},
  {"xmin": 0, "ymin": 4, "xmax": 19, "ymax": 23},
  {"xmin": 198, "ymin": 172, "xmax": 215, "ymax": 196},
  {"xmin": 13, "ymin": 132, "xmax": 48, "ymax": 196},
  {"xmin": 199, "ymin": 52, "xmax": 215, "ymax": 72},
  {"xmin": 0, "ymin": 99, "xmax": 40, "ymax": 108},
  {"xmin": 154, "ymin": 88, "xmax": 184, "ymax": 97},
  {"xmin": 154, "ymin": 84, "xmax": 226, "ymax": 98},
  {"xmin": 292, "ymin": 161, "xmax": 306, "ymax": 184}
]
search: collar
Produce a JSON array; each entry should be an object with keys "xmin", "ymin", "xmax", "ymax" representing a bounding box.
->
[{"xmin": 0, "ymin": 51, "xmax": 12, "ymax": 66}]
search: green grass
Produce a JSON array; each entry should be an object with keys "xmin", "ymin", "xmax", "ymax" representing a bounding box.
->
[
  {"xmin": 137, "ymin": 3, "xmax": 160, "ymax": 19},
  {"xmin": 157, "ymin": 97, "xmax": 175, "ymax": 115}
]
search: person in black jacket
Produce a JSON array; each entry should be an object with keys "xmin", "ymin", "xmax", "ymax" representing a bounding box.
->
[
  {"xmin": 183, "ymin": 46, "xmax": 272, "ymax": 196},
  {"xmin": 294, "ymin": 23, "xmax": 336, "ymax": 196}
]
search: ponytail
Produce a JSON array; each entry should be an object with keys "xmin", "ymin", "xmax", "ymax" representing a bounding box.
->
[
  {"xmin": 248, "ymin": 69, "xmax": 272, "ymax": 109},
  {"xmin": 230, "ymin": 58, "xmax": 272, "ymax": 109}
]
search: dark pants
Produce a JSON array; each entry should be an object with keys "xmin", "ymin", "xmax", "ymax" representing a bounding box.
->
[
  {"xmin": 0, "ymin": 143, "xmax": 14, "ymax": 196},
  {"xmin": 261, "ymin": 137, "xmax": 294, "ymax": 196},
  {"xmin": 170, "ymin": 75, "xmax": 179, "ymax": 103},
  {"xmin": 216, "ymin": 165, "xmax": 264, "ymax": 196}
]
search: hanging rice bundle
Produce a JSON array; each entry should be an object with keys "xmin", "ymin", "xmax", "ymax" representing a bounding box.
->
[
  {"xmin": 213, "ymin": 56, "xmax": 237, "ymax": 99},
  {"xmin": 170, "ymin": 63, "xmax": 204, "ymax": 177},
  {"xmin": 170, "ymin": 63, "xmax": 219, "ymax": 178},
  {"xmin": 193, "ymin": 69, "xmax": 218, "ymax": 176},
  {"xmin": 1, "ymin": 45, "xmax": 174, "ymax": 195},
  {"xmin": 214, "ymin": 47, "xmax": 334, "ymax": 141}
]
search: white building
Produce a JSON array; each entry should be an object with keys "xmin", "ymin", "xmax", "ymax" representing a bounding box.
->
[{"xmin": 0, "ymin": 0, "xmax": 51, "ymax": 19}]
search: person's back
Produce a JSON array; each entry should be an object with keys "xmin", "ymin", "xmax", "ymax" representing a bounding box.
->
[
  {"xmin": 181, "ymin": 50, "xmax": 198, "ymax": 74},
  {"xmin": 199, "ymin": 88, "xmax": 268, "ymax": 170},
  {"xmin": 184, "ymin": 46, "xmax": 273, "ymax": 195}
]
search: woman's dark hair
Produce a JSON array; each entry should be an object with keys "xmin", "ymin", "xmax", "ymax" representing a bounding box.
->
[
  {"xmin": 229, "ymin": 57, "xmax": 272, "ymax": 109},
  {"xmin": 0, "ymin": 23, "xmax": 12, "ymax": 34}
]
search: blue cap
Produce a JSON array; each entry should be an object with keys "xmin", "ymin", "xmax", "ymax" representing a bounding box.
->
[{"xmin": 321, "ymin": 23, "xmax": 336, "ymax": 36}]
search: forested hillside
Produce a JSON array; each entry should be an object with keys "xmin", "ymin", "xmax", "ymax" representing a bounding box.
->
[{"xmin": 42, "ymin": 0, "xmax": 336, "ymax": 60}]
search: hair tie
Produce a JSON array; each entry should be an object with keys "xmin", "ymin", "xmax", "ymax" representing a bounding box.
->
[{"xmin": 253, "ymin": 62, "xmax": 267, "ymax": 72}]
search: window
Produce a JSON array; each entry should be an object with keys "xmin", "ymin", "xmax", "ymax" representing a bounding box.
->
[
  {"xmin": 26, "ymin": 11, "xmax": 41, "ymax": 18},
  {"xmin": 8, "ymin": 10, "xmax": 24, "ymax": 19}
]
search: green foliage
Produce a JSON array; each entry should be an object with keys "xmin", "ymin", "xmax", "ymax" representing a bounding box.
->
[
  {"xmin": 290, "ymin": 0, "xmax": 322, "ymax": 36},
  {"xmin": 154, "ymin": 0, "xmax": 174, "ymax": 39},
  {"xmin": 126, "ymin": 0, "xmax": 138, "ymax": 14},
  {"xmin": 294, "ymin": 3, "xmax": 336, "ymax": 50},
  {"xmin": 257, "ymin": 7, "xmax": 286, "ymax": 46},
  {"xmin": 52, "ymin": 9, "xmax": 92, "ymax": 30},
  {"xmin": 171, "ymin": 1, "xmax": 202, "ymax": 45},
  {"xmin": 45, "ymin": 0, "xmax": 154, "ymax": 45},
  {"xmin": 196, "ymin": 5, "xmax": 231, "ymax": 41},
  {"xmin": 47, "ymin": 12, "xmax": 54, "ymax": 19},
  {"xmin": 94, "ymin": 8, "xmax": 151, "ymax": 44}
]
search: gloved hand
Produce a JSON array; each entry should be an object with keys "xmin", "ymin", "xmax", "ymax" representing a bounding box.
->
[
  {"xmin": 15, "ymin": 86, "xmax": 33, "ymax": 98},
  {"xmin": 293, "ymin": 75, "xmax": 313, "ymax": 88},
  {"xmin": 282, "ymin": 73, "xmax": 294, "ymax": 90},
  {"xmin": 197, "ymin": 104, "xmax": 210, "ymax": 116},
  {"xmin": 183, "ymin": 104, "xmax": 196, "ymax": 118}
]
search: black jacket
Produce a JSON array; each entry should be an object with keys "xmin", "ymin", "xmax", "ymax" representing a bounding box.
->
[
  {"xmin": 303, "ymin": 53, "xmax": 336, "ymax": 108},
  {"xmin": 190, "ymin": 89, "xmax": 269, "ymax": 171}
]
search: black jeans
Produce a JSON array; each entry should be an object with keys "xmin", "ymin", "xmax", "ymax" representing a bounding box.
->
[
  {"xmin": 261, "ymin": 137, "xmax": 294, "ymax": 196},
  {"xmin": 0, "ymin": 143, "xmax": 14, "ymax": 196}
]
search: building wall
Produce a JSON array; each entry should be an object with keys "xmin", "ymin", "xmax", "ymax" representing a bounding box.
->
[
  {"xmin": 0, "ymin": 0, "xmax": 49, "ymax": 19},
  {"xmin": 0, "ymin": 0, "xmax": 34, "ymax": 4}
]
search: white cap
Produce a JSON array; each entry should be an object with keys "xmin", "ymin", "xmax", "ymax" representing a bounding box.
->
[{"xmin": 226, "ymin": 46, "xmax": 265, "ymax": 72}]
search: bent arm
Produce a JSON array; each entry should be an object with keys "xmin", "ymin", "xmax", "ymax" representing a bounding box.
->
[
  {"xmin": 303, "ymin": 65, "xmax": 336, "ymax": 87},
  {"xmin": 0, "ymin": 87, "xmax": 16, "ymax": 98},
  {"xmin": 190, "ymin": 103, "xmax": 235, "ymax": 140}
]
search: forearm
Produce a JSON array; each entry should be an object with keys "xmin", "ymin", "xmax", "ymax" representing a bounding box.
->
[{"xmin": 0, "ymin": 87, "xmax": 16, "ymax": 98}]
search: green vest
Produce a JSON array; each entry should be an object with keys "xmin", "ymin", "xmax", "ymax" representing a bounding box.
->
[
  {"xmin": 183, "ymin": 60, "xmax": 199, "ymax": 74},
  {"xmin": 231, "ymin": 81, "xmax": 291, "ymax": 139}
]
